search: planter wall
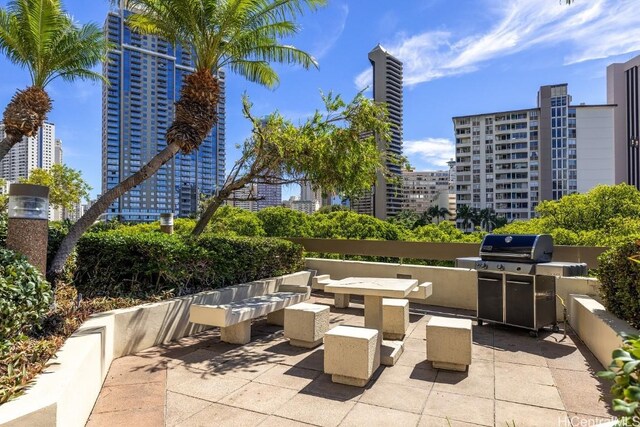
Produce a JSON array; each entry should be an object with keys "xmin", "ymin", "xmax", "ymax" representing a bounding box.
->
[
  {"xmin": 0, "ymin": 271, "xmax": 311, "ymax": 427},
  {"xmin": 568, "ymin": 294, "xmax": 640, "ymax": 369}
]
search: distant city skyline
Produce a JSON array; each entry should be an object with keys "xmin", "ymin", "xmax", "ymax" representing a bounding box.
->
[{"xmin": 0, "ymin": 0, "xmax": 639, "ymax": 201}]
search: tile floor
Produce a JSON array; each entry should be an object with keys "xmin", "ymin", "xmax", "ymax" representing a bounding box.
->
[{"xmin": 86, "ymin": 295, "xmax": 615, "ymax": 427}]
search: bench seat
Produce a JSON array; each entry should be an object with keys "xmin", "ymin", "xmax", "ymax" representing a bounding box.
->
[
  {"xmin": 410, "ymin": 282, "xmax": 433, "ymax": 301},
  {"xmin": 190, "ymin": 292, "xmax": 309, "ymax": 344}
]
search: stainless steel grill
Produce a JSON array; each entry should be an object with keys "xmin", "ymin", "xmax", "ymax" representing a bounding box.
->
[{"xmin": 456, "ymin": 234, "xmax": 587, "ymax": 336}]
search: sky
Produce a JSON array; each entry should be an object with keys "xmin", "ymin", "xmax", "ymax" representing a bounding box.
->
[{"xmin": 1, "ymin": 0, "xmax": 640, "ymax": 200}]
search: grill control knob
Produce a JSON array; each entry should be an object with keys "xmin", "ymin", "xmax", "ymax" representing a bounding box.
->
[{"xmin": 497, "ymin": 264, "xmax": 505, "ymax": 271}]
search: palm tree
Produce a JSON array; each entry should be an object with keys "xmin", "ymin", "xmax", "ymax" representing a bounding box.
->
[
  {"xmin": 479, "ymin": 208, "xmax": 497, "ymax": 232},
  {"xmin": 438, "ymin": 207, "xmax": 450, "ymax": 222},
  {"xmin": 49, "ymin": 0, "xmax": 324, "ymax": 277},
  {"xmin": 456, "ymin": 205, "xmax": 474, "ymax": 232},
  {"xmin": 426, "ymin": 206, "xmax": 440, "ymax": 224},
  {"xmin": 0, "ymin": 0, "xmax": 108, "ymax": 161}
]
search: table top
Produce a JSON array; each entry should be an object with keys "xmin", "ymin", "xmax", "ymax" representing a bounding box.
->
[{"xmin": 324, "ymin": 277, "xmax": 418, "ymax": 298}]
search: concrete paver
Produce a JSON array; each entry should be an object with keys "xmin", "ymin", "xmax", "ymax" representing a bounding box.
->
[{"xmin": 88, "ymin": 294, "xmax": 615, "ymax": 427}]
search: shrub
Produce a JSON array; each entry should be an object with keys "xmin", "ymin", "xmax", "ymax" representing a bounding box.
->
[
  {"xmin": 208, "ymin": 206, "xmax": 266, "ymax": 236},
  {"xmin": 257, "ymin": 206, "xmax": 311, "ymax": 237},
  {"xmin": 0, "ymin": 248, "xmax": 52, "ymax": 344},
  {"xmin": 596, "ymin": 240, "xmax": 640, "ymax": 329},
  {"xmin": 598, "ymin": 332, "xmax": 640, "ymax": 424},
  {"xmin": 74, "ymin": 231, "xmax": 303, "ymax": 298}
]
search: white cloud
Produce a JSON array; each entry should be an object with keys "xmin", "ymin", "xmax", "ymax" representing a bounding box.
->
[
  {"xmin": 312, "ymin": 4, "xmax": 349, "ymax": 60},
  {"xmin": 354, "ymin": 0, "xmax": 640, "ymax": 89},
  {"xmin": 354, "ymin": 68, "xmax": 372, "ymax": 92},
  {"xmin": 404, "ymin": 137, "xmax": 454, "ymax": 170}
]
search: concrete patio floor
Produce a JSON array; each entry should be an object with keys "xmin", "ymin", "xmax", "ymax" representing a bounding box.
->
[{"xmin": 86, "ymin": 294, "xmax": 616, "ymax": 427}]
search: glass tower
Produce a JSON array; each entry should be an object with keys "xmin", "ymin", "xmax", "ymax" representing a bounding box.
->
[{"xmin": 102, "ymin": 8, "xmax": 225, "ymax": 221}]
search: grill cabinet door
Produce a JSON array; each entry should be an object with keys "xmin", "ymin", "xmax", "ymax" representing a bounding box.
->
[
  {"xmin": 477, "ymin": 273, "xmax": 503, "ymax": 323},
  {"xmin": 505, "ymin": 275, "xmax": 534, "ymax": 329}
]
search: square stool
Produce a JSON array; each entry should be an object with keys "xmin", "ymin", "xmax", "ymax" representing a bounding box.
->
[
  {"xmin": 324, "ymin": 325, "xmax": 380, "ymax": 387},
  {"xmin": 426, "ymin": 316, "xmax": 472, "ymax": 372},
  {"xmin": 382, "ymin": 298, "xmax": 409, "ymax": 340},
  {"xmin": 284, "ymin": 303, "xmax": 330, "ymax": 348}
]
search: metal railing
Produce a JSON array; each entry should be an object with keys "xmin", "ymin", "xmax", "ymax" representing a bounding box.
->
[{"xmin": 286, "ymin": 238, "xmax": 607, "ymax": 269}]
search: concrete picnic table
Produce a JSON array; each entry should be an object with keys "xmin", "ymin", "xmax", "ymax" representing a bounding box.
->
[{"xmin": 324, "ymin": 277, "xmax": 418, "ymax": 366}]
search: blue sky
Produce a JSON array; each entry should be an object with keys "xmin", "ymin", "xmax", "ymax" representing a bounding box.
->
[{"xmin": 1, "ymin": 0, "xmax": 640, "ymax": 200}]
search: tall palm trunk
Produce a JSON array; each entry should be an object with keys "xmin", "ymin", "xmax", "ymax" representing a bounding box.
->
[
  {"xmin": 0, "ymin": 134, "xmax": 24, "ymax": 160},
  {"xmin": 1, "ymin": 86, "xmax": 52, "ymax": 162},
  {"xmin": 48, "ymin": 143, "xmax": 181, "ymax": 278},
  {"xmin": 49, "ymin": 70, "xmax": 220, "ymax": 280}
]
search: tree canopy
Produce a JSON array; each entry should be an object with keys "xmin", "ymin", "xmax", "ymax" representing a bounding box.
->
[
  {"xmin": 494, "ymin": 184, "xmax": 640, "ymax": 246},
  {"xmin": 192, "ymin": 91, "xmax": 402, "ymax": 235},
  {"xmin": 20, "ymin": 164, "xmax": 91, "ymax": 211}
]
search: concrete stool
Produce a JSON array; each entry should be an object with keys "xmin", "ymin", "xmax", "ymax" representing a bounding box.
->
[
  {"xmin": 382, "ymin": 298, "xmax": 409, "ymax": 340},
  {"xmin": 284, "ymin": 303, "xmax": 330, "ymax": 348},
  {"xmin": 324, "ymin": 326, "xmax": 380, "ymax": 387},
  {"xmin": 426, "ymin": 316, "xmax": 472, "ymax": 372}
]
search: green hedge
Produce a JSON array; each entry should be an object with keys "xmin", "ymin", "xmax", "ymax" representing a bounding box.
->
[
  {"xmin": 73, "ymin": 231, "xmax": 304, "ymax": 298},
  {"xmin": 0, "ymin": 248, "xmax": 52, "ymax": 344},
  {"xmin": 596, "ymin": 240, "xmax": 640, "ymax": 329}
]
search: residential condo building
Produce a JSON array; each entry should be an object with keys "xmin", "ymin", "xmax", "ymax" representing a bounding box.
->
[
  {"xmin": 352, "ymin": 44, "xmax": 403, "ymax": 220},
  {"xmin": 102, "ymin": 6, "xmax": 225, "ymax": 222},
  {"xmin": 452, "ymin": 84, "xmax": 617, "ymax": 221},
  {"xmin": 54, "ymin": 139, "xmax": 63, "ymax": 165},
  {"xmin": 607, "ymin": 55, "xmax": 640, "ymax": 189},
  {"xmin": 401, "ymin": 170, "xmax": 452, "ymax": 214},
  {"xmin": 0, "ymin": 122, "xmax": 56, "ymax": 182},
  {"xmin": 256, "ymin": 183, "xmax": 282, "ymax": 210}
]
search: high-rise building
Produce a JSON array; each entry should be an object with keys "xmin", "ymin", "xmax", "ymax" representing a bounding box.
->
[
  {"xmin": 256, "ymin": 182, "xmax": 282, "ymax": 210},
  {"xmin": 54, "ymin": 139, "xmax": 63, "ymax": 165},
  {"xmin": 352, "ymin": 45, "xmax": 403, "ymax": 220},
  {"xmin": 452, "ymin": 84, "xmax": 617, "ymax": 221},
  {"xmin": 102, "ymin": 7, "xmax": 225, "ymax": 222},
  {"xmin": 299, "ymin": 181, "xmax": 321, "ymax": 213},
  {"xmin": 607, "ymin": 54, "xmax": 640, "ymax": 189},
  {"xmin": 226, "ymin": 183, "xmax": 258, "ymax": 212},
  {"xmin": 0, "ymin": 122, "xmax": 55, "ymax": 182},
  {"xmin": 401, "ymin": 170, "xmax": 452, "ymax": 214}
]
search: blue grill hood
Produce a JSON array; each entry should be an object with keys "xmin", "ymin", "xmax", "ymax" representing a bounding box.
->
[{"xmin": 479, "ymin": 234, "xmax": 553, "ymax": 263}]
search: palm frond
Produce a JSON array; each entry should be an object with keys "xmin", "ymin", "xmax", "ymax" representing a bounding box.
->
[
  {"xmin": 127, "ymin": 0, "xmax": 322, "ymax": 83},
  {"xmin": 0, "ymin": 0, "xmax": 108, "ymax": 88},
  {"xmin": 228, "ymin": 60, "xmax": 279, "ymax": 87}
]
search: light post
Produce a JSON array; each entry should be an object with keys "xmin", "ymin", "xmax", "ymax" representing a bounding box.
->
[
  {"xmin": 160, "ymin": 212, "xmax": 174, "ymax": 234},
  {"xmin": 7, "ymin": 183, "xmax": 49, "ymax": 274}
]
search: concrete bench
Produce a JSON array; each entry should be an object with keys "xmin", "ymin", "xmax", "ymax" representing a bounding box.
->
[
  {"xmin": 189, "ymin": 272, "xmax": 312, "ymax": 344},
  {"xmin": 284, "ymin": 303, "xmax": 330, "ymax": 348},
  {"xmin": 410, "ymin": 282, "xmax": 433, "ymax": 301},
  {"xmin": 324, "ymin": 325, "xmax": 380, "ymax": 387},
  {"xmin": 382, "ymin": 298, "xmax": 409, "ymax": 340},
  {"xmin": 426, "ymin": 316, "xmax": 472, "ymax": 372}
]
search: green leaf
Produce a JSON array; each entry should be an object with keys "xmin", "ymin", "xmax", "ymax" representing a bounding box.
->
[
  {"xmin": 598, "ymin": 370, "xmax": 617, "ymax": 380},
  {"xmin": 624, "ymin": 360, "xmax": 640, "ymax": 375}
]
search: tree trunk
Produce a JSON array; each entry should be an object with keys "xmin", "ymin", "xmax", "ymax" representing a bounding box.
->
[
  {"xmin": 0, "ymin": 134, "xmax": 24, "ymax": 163},
  {"xmin": 48, "ymin": 142, "xmax": 181, "ymax": 280},
  {"xmin": 192, "ymin": 174, "xmax": 256, "ymax": 236}
]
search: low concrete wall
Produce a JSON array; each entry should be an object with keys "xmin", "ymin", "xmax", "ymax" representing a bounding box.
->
[
  {"xmin": 0, "ymin": 271, "xmax": 311, "ymax": 427},
  {"xmin": 306, "ymin": 258, "xmax": 601, "ymax": 320},
  {"xmin": 306, "ymin": 258, "xmax": 478, "ymax": 311},
  {"xmin": 568, "ymin": 294, "xmax": 639, "ymax": 369},
  {"xmin": 291, "ymin": 238, "xmax": 607, "ymax": 269}
]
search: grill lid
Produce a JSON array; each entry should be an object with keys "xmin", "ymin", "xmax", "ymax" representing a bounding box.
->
[{"xmin": 479, "ymin": 234, "xmax": 553, "ymax": 263}]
